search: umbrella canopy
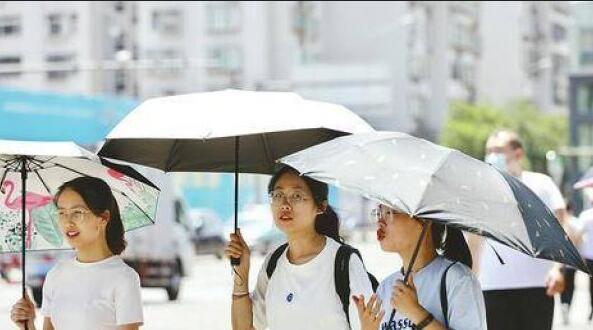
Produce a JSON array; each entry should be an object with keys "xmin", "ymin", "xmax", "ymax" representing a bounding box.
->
[
  {"xmin": 279, "ymin": 131, "xmax": 588, "ymax": 273},
  {"xmin": 98, "ymin": 89, "xmax": 373, "ymax": 265},
  {"xmin": 98, "ymin": 89, "xmax": 373, "ymax": 173},
  {"xmin": 0, "ymin": 140, "xmax": 159, "ymax": 252}
]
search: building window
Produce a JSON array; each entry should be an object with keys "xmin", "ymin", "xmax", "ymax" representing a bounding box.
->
[
  {"xmin": 0, "ymin": 16, "xmax": 21, "ymax": 37},
  {"xmin": 577, "ymin": 83, "xmax": 593, "ymax": 116},
  {"xmin": 47, "ymin": 13, "xmax": 77, "ymax": 37},
  {"xmin": 114, "ymin": 1, "xmax": 125, "ymax": 12},
  {"xmin": 580, "ymin": 28, "xmax": 593, "ymax": 66},
  {"xmin": 45, "ymin": 54, "xmax": 76, "ymax": 80},
  {"xmin": 144, "ymin": 48, "xmax": 182, "ymax": 77},
  {"xmin": 206, "ymin": 1, "xmax": 240, "ymax": 34},
  {"xmin": 207, "ymin": 46, "xmax": 242, "ymax": 73},
  {"xmin": 552, "ymin": 54, "xmax": 567, "ymax": 105},
  {"xmin": 0, "ymin": 56, "xmax": 21, "ymax": 78},
  {"xmin": 578, "ymin": 124, "xmax": 593, "ymax": 147},
  {"xmin": 48, "ymin": 14, "xmax": 63, "ymax": 36},
  {"xmin": 115, "ymin": 70, "xmax": 126, "ymax": 94},
  {"xmin": 152, "ymin": 9, "xmax": 181, "ymax": 34},
  {"xmin": 551, "ymin": 23, "xmax": 567, "ymax": 43}
]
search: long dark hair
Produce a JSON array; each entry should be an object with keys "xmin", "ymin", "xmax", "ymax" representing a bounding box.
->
[
  {"xmin": 55, "ymin": 176, "xmax": 126, "ymax": 255},
  {"xmin": 268, "ymin": 166, "xmax": 342, "ymax": 242},
  {"xmin": 431, "ymin": 222, "xmax": 472, "ymax": 268}
]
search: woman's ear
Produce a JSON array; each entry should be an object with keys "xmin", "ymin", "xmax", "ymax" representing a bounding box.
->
[
  {"xmin": 317, "ymin": 201, "xmax": 328, "ymax": 215},
  {"xmin": 99, "ymin": 210, "xmax": 111, "ymax": 225}
]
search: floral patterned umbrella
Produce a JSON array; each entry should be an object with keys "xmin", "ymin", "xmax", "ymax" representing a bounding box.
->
[{"xmin": 0, "ymin": 139, "xmax": 159, "ymax": 302}]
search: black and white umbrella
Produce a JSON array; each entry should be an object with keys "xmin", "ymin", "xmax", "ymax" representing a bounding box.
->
[
  {"xmin": 280, "ymin": 131, "xmax": 588, "ymax": 272},
  {"xmin": 98, "ymin": 89, "xmax": 373, "ymax": 265}
]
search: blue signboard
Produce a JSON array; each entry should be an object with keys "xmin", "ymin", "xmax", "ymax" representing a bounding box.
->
[{"xmin": 0, "ymin": 87, "xmax": 137, "ymax": 145}]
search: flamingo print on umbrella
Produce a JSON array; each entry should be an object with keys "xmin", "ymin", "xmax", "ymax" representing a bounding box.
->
[
  {"xmin": 108, "ymin": 168, "xmax": 143, "ymax": 193},
  {"xmin": 1, "ymin": 180, "xmax": 52, "ymax": 249}
]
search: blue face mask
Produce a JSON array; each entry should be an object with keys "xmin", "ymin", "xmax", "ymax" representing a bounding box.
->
[{"xmin": 485, "ymin": 153, "xmax": 508, "ymax": 172}]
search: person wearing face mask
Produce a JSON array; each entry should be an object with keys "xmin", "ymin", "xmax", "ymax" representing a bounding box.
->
[{"xmin": 467, "ymin": 129, "xmax": 567, "ymax": 330}]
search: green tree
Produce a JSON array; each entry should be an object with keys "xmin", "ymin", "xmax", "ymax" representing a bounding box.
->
[{"xmin": 440, "ymin": 100, "xmax": 568, "ymax": 173}]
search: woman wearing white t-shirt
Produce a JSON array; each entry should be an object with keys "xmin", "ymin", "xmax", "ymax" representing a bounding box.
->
[
  {"xmin": 225, "ymin": 166, "xmax": 374, "ymax": 330},
  {"xmin": 355, "ymin": 205, "xmax": 486, "ymax": 330},
  {"xmin": 10, "ymin": 176, "xmax": 143, "ymax": 330}
]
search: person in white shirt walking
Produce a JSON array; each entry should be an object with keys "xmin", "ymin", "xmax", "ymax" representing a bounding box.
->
[
  {"xmin": 355, "ymin": 205, "xmax": 486, "ymax": 330},
  {"xmin": 225, "ymin": 166, "xmax": 374, "ymax": 330},
  {"xmin": 468, "ymin": 129, "xmax": 567, "ymax": 330},
  {"xmin": 564, "ymin": 188, "xmax": 593, "ymax": 322},
  {"xmin": 10, "ymin": 176, "xmax": 143, "ymax": 330}
]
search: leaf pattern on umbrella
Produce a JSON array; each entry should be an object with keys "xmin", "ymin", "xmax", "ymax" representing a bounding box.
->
[
  {"xmin": 121, "ymin": 189, "xmax": 157, "ymax": 231},
  {"xmin": 31, "ymin": 203, "xmax": 62, "ymax": 248}
]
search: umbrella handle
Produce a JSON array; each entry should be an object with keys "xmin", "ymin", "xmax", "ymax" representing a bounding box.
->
[
  {"xmin": 20, "ymin": 157, "xmax": 29, "ymax": 330},
  {"xmin": 231, "ymin": 137, "xmax": 241, "ymax": 267},
  {"xmin": 387, "ymin": 221, "xmax": 430, "ymax": 325}
]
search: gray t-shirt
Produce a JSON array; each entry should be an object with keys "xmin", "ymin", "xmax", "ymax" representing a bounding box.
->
[{"xmin": 376, "ymin": 256, "xmax": 486, "ymax": 330}]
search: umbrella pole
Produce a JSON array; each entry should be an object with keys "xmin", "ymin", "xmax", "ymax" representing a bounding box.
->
[
  {"xmin": 231, "ymin": 137, "xmax": 240, "ymax": 266},
  {"xmin": 20, "ymin": 156, "xmax": 29, "ymax": 330},
  {"xmin": 387, "ymin": 221, "xmax": 430, "ymax": 325}
]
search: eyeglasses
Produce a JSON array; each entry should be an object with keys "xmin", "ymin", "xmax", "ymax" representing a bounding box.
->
[
  {"xmin": 268, "ymin": 190, "xmax": 311, "ymax": 206},
  {"xmin": 370, "ymin": 207, "xmax": 400, "ymax": 223},
  {"xmin": 56, "ymin": 208, "xmax": 93, "ymax": 223}
]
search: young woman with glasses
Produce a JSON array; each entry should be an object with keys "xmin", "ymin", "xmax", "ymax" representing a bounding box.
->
[
  {"xmin": 225, "ymin": 166, "xmax": 375, "ymax": 330},
  {"xmin": 10, "ymin": 176, "xmax": 143, "ymax": 330},
  {"xmin": 356, "ymin": 205, "xmax": 486, "ymax": 330}
]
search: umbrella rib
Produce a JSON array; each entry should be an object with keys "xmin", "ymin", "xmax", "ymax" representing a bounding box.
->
[
  {"xmin": 28, "ymin": 157, "xmax": 50, "ymax": 170},
  {"xmin": 3, "ymin": 157, "xmax": 21, "ymax": 170},
  {"xmin": 32, "ymin": 169, "xmax": 53, "ymax": 197},
  {"xmin": 0, "ymin": 168, "xmax": 9, "ymax": 189},
  {"xmin": 114, "ymin": 189, "xmax": 156, "ymax": 224},
  {"xmin": 412, "ymin": 149, "xmax": 455, "ymax": 217},
  {"xmin": 259, "ymin": 133, "xmax": 276, "ymax": 173},
  {"xmin": 164, "ymin": 140, "xmax": 180, "ymax": 172}
]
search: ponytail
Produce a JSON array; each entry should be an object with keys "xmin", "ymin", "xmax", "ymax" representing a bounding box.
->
[
  {"xmin": 315, "ymin": 205, "xmax": 342, "ymax": 243},
  {"xmin": 432, "ymin": 223, "xmax": 472, "ymax": 268},
  {"xmin": 105, "ymin": 195, "xmax": 126, "ymax": 255}
]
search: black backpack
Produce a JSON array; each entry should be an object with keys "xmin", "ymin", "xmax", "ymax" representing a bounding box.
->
[{"xmin": 266, "ymin": 241, "xmax": 379, "ymax": 326}]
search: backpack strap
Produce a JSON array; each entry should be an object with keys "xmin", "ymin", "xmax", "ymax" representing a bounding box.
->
[
  {"xmin": 440, "ymin": 261, "xmax": 457, "ymax": 328},
  {"xmin": 334, "ymin": 244, "xmax": 379, "ymax": 327},
  {"xmin": 266, "ymin": 243, "xmax": 288, "ymax": 279},
  {"xmin": 335, "ymin": 245, "xmax": 353, "ymax": 325}
]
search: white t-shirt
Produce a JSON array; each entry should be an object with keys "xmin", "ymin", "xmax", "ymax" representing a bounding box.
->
[
  {"xmin": 478, "ymin": 171, "xmax": 566, "ymax": 290},
  {"xmin": 376, "ymin": 257, "xmax": 486, "ymax": 330},
  {"xmin": 577, "ymin": 208, "xmax": 593, "ymax": 260},
  {"xmin": 41, "ymin": 255, "xmax": 143, "ymax": 330},
  {"xmin": 252, "ymin": 237, "xmax": 374, "ymax": 330}
]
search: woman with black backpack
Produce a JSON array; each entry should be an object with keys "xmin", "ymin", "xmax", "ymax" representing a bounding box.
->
[
  {"xmin": 225, "ymin": 166, "xmax": 375, "ymax": 330},
  {"xmin": 354, "ymin": 205, "xmax": 486, "ymax": 330}
]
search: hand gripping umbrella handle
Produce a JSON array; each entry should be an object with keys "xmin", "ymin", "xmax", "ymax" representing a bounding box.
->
[{"xmin": 388, "ymin": 221, "xmax": 430, "ymax": 325}]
